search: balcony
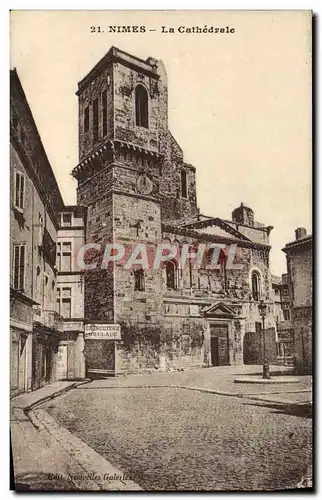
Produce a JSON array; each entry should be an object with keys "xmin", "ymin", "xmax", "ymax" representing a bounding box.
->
[
  {"xmin": 277, "ymin": 320, "xmax": 293, "ymax": 332},
  {"xmin": 39, "ymin": 228, "xmax": 57, "ymax": 267},
  {"xmin": 276, "ymin": 320, "xmax": 294, "ymax": 344},
  {"xmin": 33, "ymin": 308, "xmax": 64, "ymax": 333}
]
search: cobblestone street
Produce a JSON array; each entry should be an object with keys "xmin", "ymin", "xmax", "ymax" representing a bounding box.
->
[{"xmin": 43, "ymin": 380, "xmax": 312, "ymax": 491}]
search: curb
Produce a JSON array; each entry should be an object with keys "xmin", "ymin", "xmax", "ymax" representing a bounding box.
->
[
  {"xmin": 28, "ymin": 408, "xmax": 143, "ymax": 491},
  {"xmin": 23, "ymin": 380, "xmax": 91, "ymax": 414},
  {"xmin": 79, "ymin": 382, "xmax": 311, "ymax": 405},
  {"xmin": 234, "ymin": 377, "xmax": 300, "ymax": 384},
  {"xmin": 12, "ymin": 381, "xmax": 143, "ymax": 491}
]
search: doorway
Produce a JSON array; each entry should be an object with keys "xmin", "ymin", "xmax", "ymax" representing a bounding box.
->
[
  {"xmin": 210, "ymin": 337, "xmax": 219, "ymax": 366},
  {"xmin": 210, "ymin": 324, "xmax": 229, "ymax": 366}
]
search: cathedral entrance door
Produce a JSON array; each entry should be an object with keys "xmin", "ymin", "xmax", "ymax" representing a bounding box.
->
[
  {"xmin": 210, "ymin": 336, "xmax": 219, "ymax": 366},
  {"xmin": 210, "ymin": 324, "xmax": 229, "ymax": 366}
]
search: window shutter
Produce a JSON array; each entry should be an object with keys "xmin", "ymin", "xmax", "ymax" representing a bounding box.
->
[
  {"xmin": 15, "ymin": 172, "xmax": 20, "ymax": 208},
  {"xmin": 13, "ymin": 245, "xmax": 19, "ymax": 289},
  {"xmin": 19, "ymin": 245, "xmax": 25, "ymax": 289},
  {"xmin": 20, "ymin": 174, "xmax": 24, "ymax": 209}
]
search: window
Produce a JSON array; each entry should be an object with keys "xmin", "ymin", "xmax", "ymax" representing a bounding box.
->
[
  {"xmin": 93, "ymin": 98, "xmax": 99, "ymax": 140},
  {"xmin": 283, "ymin": 309, "xmax": 291, "ymax": 321},
  {"xmin": 13, "ymin": 244, "xmax": 26, "ymax": 290},
  {"xmin": 166, "ymin": 261, "xmax": 177, "ymax": 289},
  {"xmin": 255, "ymin": 321, "xmax": 262, "ymax": 334},
  {"xmin": 134, "ymin": 269, "xmax": 145, "ymax": 291},
  {"xmin": 38, "ymin": 214, "xmax": 43, "ymax": 246},
  {"xmin": 283, "ymin": 287, "xmax": 289, "ymax": 296},
  {"xmin": 181, "ymin": 169, "xmax": 188, "ymax": 198},
  {"xmin": 14, "ymin": 171, "xmax": 25, "ymax": 211},
  {"xmin": 56, "ymin": 287, "xmax": 71, "ymax": 318},
  {"xmin": 102, "ymin": 90, "xmax": 107, "ymax": 137},
  {"xmin": 84, "ymin": 105, "xmax": 89, "ymax": 133},
  {"xmin": 57, "ymin": 242, "xmax": 72, "ymax": 272},
  {"xmin": 135, "ymin": 85, "xmax": 148, "ymax": 128},
  {"xmin": 61, "ymin": 213, "xmax": 72, "ymax": 227},
  {"xmin": 219, "ymin": 249, "xmax": 228, "ymax": 292},
  {"xmin": 251, "ymin": 271, "xmax": 261, "ymax": 301}
]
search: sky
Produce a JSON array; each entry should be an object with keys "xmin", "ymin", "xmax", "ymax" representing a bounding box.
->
[{"xmin": 10, "ymin": 10, "xmax": 312, "ymax": 276}]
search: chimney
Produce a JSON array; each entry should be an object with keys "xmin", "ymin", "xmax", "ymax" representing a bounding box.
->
[{"xmin": 295, "ymin": 227, "xmax": 307, "ymax": 240}]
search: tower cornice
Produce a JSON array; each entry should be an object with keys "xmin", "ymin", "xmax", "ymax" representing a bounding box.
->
[{"xmin": 72, "ymin": 139, "xmax": 164, "ymax": 183}]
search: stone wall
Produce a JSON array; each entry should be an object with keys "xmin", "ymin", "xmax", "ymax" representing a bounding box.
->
[
  {"xmin": 113, "ymin": 62, "xmax": 167, "ymax": 152},
  {"xmin": 78, "ymin": 64, "xmax": 114, "ymax": 161},
  {"xmin": 77, "ymin": 167, "xmax": 114, "ymax": 322},
  {"xmin": 289, "ymin": 248, "xmax": 312, "ymax": 308},
  {"xmin": 292, "ymin": 306, "xmax": 312, "ymax": 373}
]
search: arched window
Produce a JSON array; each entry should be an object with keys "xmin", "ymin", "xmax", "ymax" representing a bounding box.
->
[
  {"xmin": 134, "ymin": 269, "xmax": 145, "ymax": 291},
  {"xmin": 251, "ymin": 271, "xmax": 261, "ymax": 301},
  {"xmin": 181, "ymin": 169, "xmax": 188, "ymax": 198},
  {"xmin": 135, "ymin": 85, "xmax": 148, "ymax": 128},
  {"xmin": 166, "ymin": 261, "xmax": 177, "ymax": 290}
]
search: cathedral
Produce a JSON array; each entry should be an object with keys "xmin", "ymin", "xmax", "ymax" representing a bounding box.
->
[{"xmin": 71, "ymin": 46, "xmax": 278, "ymax": 376}]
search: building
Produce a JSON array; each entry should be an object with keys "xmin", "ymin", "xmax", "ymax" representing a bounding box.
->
[
  {"xmin": 282, "ymin": 228, "xmax": 312, "ymax": 373},
  {"xmin": 272, "ymin": 274, "xmax": 294, "ymax": 365},
  {"xmin": 56, "ymin": 206, "xmax": 86, "ymax": 380},
  {"xmin": 271, "ymin": 275, "xmax": 284, "ymax": 324},
  {"xmin": 71, "ymin": 46, "xmax": 279, "ymax": 375},
  {"xmin": 10, "ymin": 69, "xmax": 64, "ymax": 395},
  {"xmin": 281, "ymin": 273, "xmax": 292, "ymax": 321}
]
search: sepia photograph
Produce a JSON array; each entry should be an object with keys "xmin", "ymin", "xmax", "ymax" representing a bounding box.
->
[{"xmin": 9, "ymin": 10, "xmax": 312, "ymax": 491}]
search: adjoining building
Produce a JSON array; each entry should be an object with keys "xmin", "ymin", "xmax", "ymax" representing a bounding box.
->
[
  {"xmin": 56, "ymin": 206, "xmax": 86, "ymax": 381},
  {"xmin": 71, "ymin": 46, "xmax": 279, "ymax": 375},
  {"xmin": 282, "ymin": 228, "xmax": 312, "ymax": 373},
  {"xmin": 10, "ymin": 69, "xmax": 64, "ymax": 395},
  {"xmin": 273, "ymin": 274, "xmax": 294, "ymax": 365}
]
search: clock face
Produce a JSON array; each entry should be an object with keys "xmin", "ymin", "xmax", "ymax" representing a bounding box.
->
[{"xmin": 137, "ymin": 174, "xmax": 153, "ymax": 195}]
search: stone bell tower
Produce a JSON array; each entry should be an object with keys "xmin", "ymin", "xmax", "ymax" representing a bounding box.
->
[{"xmin": 72, "ymin": 47, "xmax": 170, "ymax": 373}]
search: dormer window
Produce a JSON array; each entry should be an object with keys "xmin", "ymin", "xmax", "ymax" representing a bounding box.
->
[
  {"xmin": 61, "ymin": 213, "xmax": 72, "ymax": 227},
  {"xmin": 135, "ymin": 85, "xmax": 148, "ymax": 128}
]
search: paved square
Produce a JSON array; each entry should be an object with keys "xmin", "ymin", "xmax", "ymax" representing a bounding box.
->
[{"xmin": 43, "ymin": 385, "xmax": 312, "ymax": 491}]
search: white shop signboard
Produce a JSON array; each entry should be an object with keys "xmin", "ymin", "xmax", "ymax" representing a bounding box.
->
[{"xmin": 84, "ymin": 324, "xmax": 121, "ymax": 340}]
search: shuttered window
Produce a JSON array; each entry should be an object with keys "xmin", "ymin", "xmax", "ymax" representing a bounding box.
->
[
  {"xmin": 13, "ymin": 244, "xmax": 26, "ymax": 290},
  {"xmin": 14, "ymin": 171, "xmax": 25, "ymax": 211}
]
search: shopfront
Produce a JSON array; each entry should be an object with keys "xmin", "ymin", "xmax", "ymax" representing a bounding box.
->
[{"xmin": 84, "ymin": 323, "xmax": 121, "ymax": 377}]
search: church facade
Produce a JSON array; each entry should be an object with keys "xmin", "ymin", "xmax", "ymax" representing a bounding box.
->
[{"xmin": 71, "ymin": 47, "xmax": 278, "ymax": 375}]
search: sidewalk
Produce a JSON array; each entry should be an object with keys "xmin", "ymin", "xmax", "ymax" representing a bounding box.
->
[
  {"xmin": 10, "ymin": 381, "xmax": 142, "ymax": 491},
  {"xmin": 11, "ymin": 381, "xmax": 82, "ymax": 411}
]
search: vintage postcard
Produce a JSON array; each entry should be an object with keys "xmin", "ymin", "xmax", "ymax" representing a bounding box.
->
[{"xmin": 10, "ymin": 10, "xmax": 312, "ymax": 491}]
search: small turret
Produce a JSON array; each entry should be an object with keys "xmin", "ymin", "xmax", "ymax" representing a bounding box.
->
[{"xmin": 232, "ymin": 202, "xmax": 254, "ymax": 227}]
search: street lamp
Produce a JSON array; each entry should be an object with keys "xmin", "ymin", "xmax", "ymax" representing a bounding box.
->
[{"xmin": 258, "ymin": 300, "xmax": 270, "ymax": 379}]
